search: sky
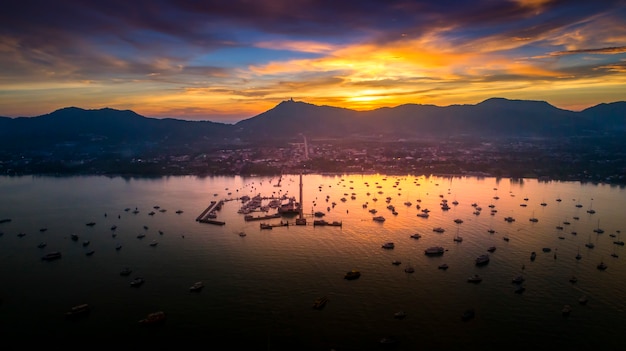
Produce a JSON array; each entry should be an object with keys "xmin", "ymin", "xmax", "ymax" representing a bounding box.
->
[{"xmin": 1, "ymin": 0, "xmax": 626, "ymax": 123}]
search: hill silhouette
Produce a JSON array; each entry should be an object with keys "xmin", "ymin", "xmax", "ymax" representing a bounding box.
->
[{"xmin": 1, "ymin": 98, "xmax": 625, "ymax": 149}]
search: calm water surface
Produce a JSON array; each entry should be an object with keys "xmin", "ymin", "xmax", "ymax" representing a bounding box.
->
[{"xmin": 0, "ymin": 174, "xmax": 625, "ymax": 349}]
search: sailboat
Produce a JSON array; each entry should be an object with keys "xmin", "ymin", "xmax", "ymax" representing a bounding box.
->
[
  {"xmin": 453, "ymin": 226, "xmax": 463, "ymax": 242},
  {"xmin": 593, "ymin": 219, "xmax": 604, "ymax": 234},
  {"xmin": 585, "ymin": 235, "xmax": 595, "ymax": 249},
  {"xmin": 529, "ymin": 210, "xmax": 538, "ymax": 223},
  {"xmin": 587, "ymin": 199, "xmax": 596, "ymax": 214}
]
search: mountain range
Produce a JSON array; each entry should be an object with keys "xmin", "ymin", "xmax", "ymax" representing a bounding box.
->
[{"xmin": 1, "ymin": 98, "xmax": 625, "ymax": 149}]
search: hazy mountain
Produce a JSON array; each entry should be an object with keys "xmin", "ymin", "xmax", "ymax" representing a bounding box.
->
[{"xmin": 1, "ymin": 98, "xmax": 625, "ymax": 150}]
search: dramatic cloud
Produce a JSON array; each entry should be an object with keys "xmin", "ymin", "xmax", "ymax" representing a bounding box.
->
[{"xmin": 1, "ymin": 0, "xmax": 625, "ymax": 122}]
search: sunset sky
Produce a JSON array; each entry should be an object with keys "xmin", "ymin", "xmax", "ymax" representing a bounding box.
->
[{"xmin": 1, "ymin": 0, "xmax": 625, "ymax": 123}]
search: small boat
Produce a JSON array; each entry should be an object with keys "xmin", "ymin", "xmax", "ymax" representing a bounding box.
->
[
  {"xmin": 438, "ymin": 263, "xmax": 449, "ymax": 270},
  {"xmin": 260, "ymin": 223, "xmax": 273, "ymax": 230},
  {"xmin": 597, "ymin": 261, "xmax": 608, "ymax": 270},
  {"xmin": 70, "ymin": 234, "xmax": 79, "ymax": 241},
  {"xmin": 432, "ymin": 227, "xmax": 445, "ymax": 233},
  {"xmin": 391, "ymin": 260, "xmax": 402, "ymax": 266},
  {"xmin": 579, "ymin": 295, "xmax": 588, "ymax": 305},
  {"xmin": 562, "ymin": 304, "xmax": 572, "ymax": 316},
  {"xmin": 404, "ymin": 265, "xmax": 415, "ymax": 273},
  {"xmin": 85, "ymin": 222, "xmax": 96, "ymax": 227},
  {"xmin": 372, "ymin": 216, "xmax": 386, "ymax": 222},
  {"xmin": 65, "ymin": 303, "xmax": 90, "ymax": 318},
  {"xmin": 149, "ymin": 240, "xmax": 158, "ymax": 247},
  {"xmin": 475, "ymin": 254, "xmax": 490, "ymax": 266},
  {"xmin": 512, "ymin": 275, "xmax": 525, "ymax": 284},
  {"xmin": 379, "ymin": 336, "xmax": 397, "ymax": 345},
  {"xmin": 424, "ymin": 246, "xmax": 445, "ymax": 256},
  {"xmin": 37, "ymin": 242, "xmax": 47, "ymax": 248},
  {"xmin": 42, "ymin": 252, "xmax": 62, "ymax": 261},
  {"xmin": 569, "ymin": 275, "xmax": 578, "ymax": 283},
  {"xmin": 487, "ymin": 246, "xmax": 496, "ymax": 253},
  {"xmin": 381, "ymin": 242, "xmax": 395, "ymax": 249},
  {"xmin": 115, "ymin": 244, "xmax": 122, "ymax": 250},
  {"xmin": 542, "ymin": 247, "xmax": 552, "ymax": 253},
  {"xmin": 409, "ymin": 233, "xmax": 422, "ymax": 239},
  {"xmin": 137, "ymin": 233, "xmax": 146, "ymax": 239},
  {"xmin": 85, "ymin": 250, "xmax": 95, "ymax": 256},
  {"xmin": 130, "ymin": 277, "xmax": 145, "ymax": 287},
  {"xmin": 189, "ymin": 281, "xmax": 204, "ymax": 292},
  {"xmin": 176, "ymin": 210, "xmax": 184, "ymax": 214},
  {"xmin": 461, "ymin": 308, "xmax": 475, "ymax": 321},
  {"xmin": 530, "ymin": 252, "xmax": 537, "ymax": 261},
  {"xmin": 82, "ymin": 240, "xmax": 90, "ymax": 247},
  {"xmin": 467, "ymin": 274, "xmax": 482, "ymax": 283},
  {"xmin": 139, "ymin": 311, "xmax": 166, "ymax": 325},
  {"xmin": 238, "ymin": 232, "xmax": 247, "ymax": 237},
  {"xmin": 312, "ymin": 296, "xmax": 329, "ymax": 310},
  {"xmin": 393, "ymin": 311, "xmax": 407, "ymax": 319},
  {"xmin": 344, "ymin": 270, "xmax": 361, "ymax": 280},
  {"xmin": 120, "ymin": 267, "xmax": 132, "ymax": 276}
]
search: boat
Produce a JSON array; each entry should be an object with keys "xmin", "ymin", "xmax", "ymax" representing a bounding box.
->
[
  {"xmin": 391, "ymin": 260, "xmax": 401, "ymax": 265},
  {"xmin": 344, "ymin": 270, "xmax": 361, "ymax": 280},
  {"xmin": 409, "ymin": 233, "xmax": 422, "ymax": 239},
  {"xmin": 438, "ymin": 263, "xmax": 449, "ymax": 270},
  {"xmin": 42, "ymin": 251, "xmax": 62, "ymax": 261},
  {"xmin": 393, "ymin": 311, "xmax": 407, "ymax": 319},
  {"xmin": 65, "ymin": 303, "xmax": 90, "ymax": 318},
  {"xmin": 432, "ymin": 227, "xmax": 445, "ymax": 233},
  {"xmin": 149, "ymin": 240, "xmax": 158, "ymax": 247},
  {"xmin": 85, "ymin": 250, "xmax": 95, "ymax": 256},
  {"xmin": 382, "ymin": 242, "xmax": 395, "ymax": 249},
  {"xmin": 416, "ymin": 212, "xmax": 429, "ymax": 218},
  {"xmin": 372, "ymin": 216, "xmax": 386, "ymax": 222},
  {"xmin": 542, "ymin": 247, "xmax": 552, "ymax": 253},
  {"xmin": 461, "ymin": 308, "xmax": 475, "ymax": 321},
  {"xmin": 37, "ymin": 242, "xmax": 47, "ymax": 248},
  {"xmin": 530, "ymin": 252, "xmax": 537, "ymax": 261},
  {"xmin": 70, "ymin": 234, "xmax": 79, "ymax": 241},
  {"xmin": 424, "ymin": 246, "xmax": 445, "ymax": 256},
  {"xmin": 120, "ymin": 267, "xmax": 132, "ymax": 276},
  {"xmin": 130, "ymin": 277, "xmax": 145, "ymax": 287},
  {"xmin": 115, "ymin": 243, "xmax": 122, "ymax": 250},
  {"xmin": 312, "ymin": 296, "xmax": 329, "ymax": 310},
  {"xmin": 467, "ymin": 274, "xmax": 482, "ymax": 283},
  {"xmin": 578, "ymin": 295, "xmax": 588, "ymax": 305},
  {"xmin": 85, "ymin": 222, "xmax": 96, "ymax": 227},
  {"xmin": 512, "ymin": 275, "xmax": 525, "ymax": 284},
  {"xmin": 139, "ymin": 311, "xmax": 166, "ymax": 325},
  {"xmin": 379, "ymin": 337, "xmax": 398, "ymax": 345},
  {"xmin": 260, "ymin": 223, "xmax": 273, "ymax": 230},
  {"xmin": 189, "ymin": 281, "xmax": 204, "ymax": 292},
  {"xmin": 453, "ymin": 227, "xmax": 463, "ymax": 242},
  {"xmin": 487, "ymin": 246, "xmax": 496, "ymax": 252},
  {"xmin": 562, "ymin": 305, "xmax": 572, "ymax": 316},
  {"xmin": 597, "ymin": 261, "xmax": 608, "ymax": 270},
  {"xmin": 82, "ymin": 240, "xmax": 90, "ymax": 247},
  {"xmin": 475, "ymin": 254, "xmax": 490, "ymax": 266},
  {"xmin": 569, "ymin": 275, "xmax": 578, "ymax": 283},
  {"xmin": 404, "ymin": 264, "xmax": 415, "ymax": 273},
  {"xmin": 238, "ymin": 231, "xmax": 247, "ymax": 237}
]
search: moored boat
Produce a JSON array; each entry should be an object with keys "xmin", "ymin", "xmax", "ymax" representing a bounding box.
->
[
  {"xmin": 344, "ymin": 270, "xmax": 361, "ymax": 280},
  {"xmin": 139, "ymin": 311, "xmax": 166, "ymax": 325},
  {"xmin": 424, "ymin": 246, "xmax": 445, "ymax": 256},
  {"xmin": 313, "ymin": 296, "xmax": 329, "ymax": 310},
  {"xmin": 65, "ymin": 303, "xmax": 90, "ymax": 318},
  {"xmin": 42, "ymin": 251, "xmax": 62, "ymax": 261},
  {"xmin": 189, "ymin": 281, "xmax": 204, "ymax": 292}
]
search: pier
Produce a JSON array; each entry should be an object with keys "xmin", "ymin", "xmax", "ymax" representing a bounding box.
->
[{"xmin": 196, "ymin": 200, "xmax": 225, "ymax": 225}]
